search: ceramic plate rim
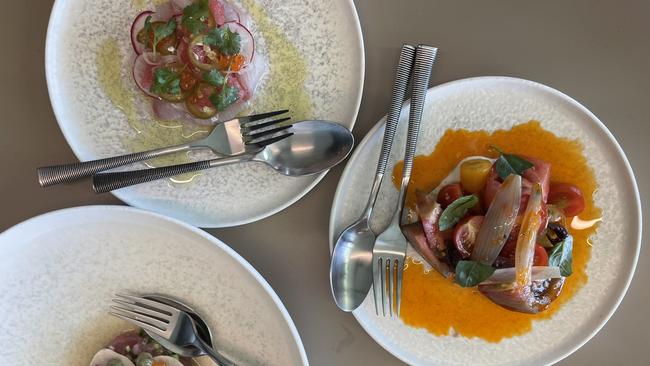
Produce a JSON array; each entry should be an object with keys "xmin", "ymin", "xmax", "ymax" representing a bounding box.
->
[
  {"xmin": 1, "ymin": 205, "xmax": 309, "ymax": 365},
  {"xmin": 44, "ymin": 0, "xmax": 365, "ymax": 228},
  {"xmin": 328, "ymin": 76, "xmax": 642, "ymax": 366}
]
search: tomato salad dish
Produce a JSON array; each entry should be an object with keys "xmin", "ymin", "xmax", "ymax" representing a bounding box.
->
[
  {"xmin": 390, "ymin": 121, "xmax": 602, "ymax": 343},
  {"xmin": 90, "ymin": 329, "xmax": 189, "ymax": 366},
  {"xmin": 131, "ymin": 0, "xmax": 266, "ymax": 125}
]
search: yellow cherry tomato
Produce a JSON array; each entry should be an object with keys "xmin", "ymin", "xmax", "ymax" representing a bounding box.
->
[{"xmin": 460, "ymin": 159, "xmax": 493, "ymax": 194}]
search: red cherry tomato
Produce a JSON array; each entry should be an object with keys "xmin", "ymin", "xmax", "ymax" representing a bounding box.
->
[
  {"xmin": 437, "ymin": 183, "xmax": 463, "ymax": 208},
  {"xmin": 533, "ymin": 244, "xmax": 549, "ymax": 266},
  {"xmin": 452, "ymin": 215, "xmax": 484, "ymax": 259},
  {"xmin": 548, "ymin": 183, "xmax": 585, "ymax": 217},
  {"xmin": 496, "ymin": 227, "xmax": 549, "ymax": 267}
]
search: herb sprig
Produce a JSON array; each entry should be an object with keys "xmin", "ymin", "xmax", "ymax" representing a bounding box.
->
[
  {"xmin": 490, "ymin": 145, "xmax": 534, "ymax": 180},
  {"xmin": 151, "ymin": 67, "xmax": 181, "ymax": 96},
  {"xmin": 204, "ymin": 27, "xmax": 241, "ymax": 55},
  {"xmin": 144, "ymin": 16, "xmax": 177, "ymax": 57},
  {"xmin": 182, "ymin": 0, "xmax": 210, "ymax": 35}
]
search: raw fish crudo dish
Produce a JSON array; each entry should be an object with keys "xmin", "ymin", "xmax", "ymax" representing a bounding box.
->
[
  {"xmin": 131, "ymin": 0, "xmax": 266, "ymax": 123},
  {"xmin": 90, "ymin": 329, "xmax": 188, "ymax": 366},
  {"xmin": 393, "ymin": 121, "xmax": 601, "ymax": 342}
]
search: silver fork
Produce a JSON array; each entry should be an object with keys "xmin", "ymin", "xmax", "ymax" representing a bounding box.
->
[
  {"xmin": 372, "ymin": 45, "xmax": 438, "ymax": 317},
  {"xmin": 110, "ymin": 293, "xmax": 235, "ymax": 366},
  {"xmin": 37, "ymin": 110, "xmax": 290, "ymax": 187}
]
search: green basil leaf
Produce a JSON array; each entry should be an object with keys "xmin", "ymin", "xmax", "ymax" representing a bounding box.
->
[
  {"xmin": 438, "ymin": 195, "xmax": 478, "ymax": 231},
  {"xmin": 455, "ymin": 260, "xmax": 496, "ymax": 287},
  {"xmin": 495, "ymin": 154, "xmax": 534, "ymax": 180},
  {"xmin": 549, "ymin": 235, "xmax": 573, "ymax": 276}
]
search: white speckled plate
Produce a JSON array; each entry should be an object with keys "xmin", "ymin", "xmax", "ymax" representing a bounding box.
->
[
  {"xmin": 45, "ymin": 0, "xmax": 364, "ymax": 227},
  {"xmin": 0, "ymin": 205, "xmax": 308, "ymax": 365},
  {"xmin": 329, "ymin": 77, "xmax": 642, "ymax": 365}
]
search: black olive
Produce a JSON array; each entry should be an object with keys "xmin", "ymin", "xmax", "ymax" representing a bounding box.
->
[{"xmin": 547, "ymin": 222, "xmax": 569, "ymax": 244}]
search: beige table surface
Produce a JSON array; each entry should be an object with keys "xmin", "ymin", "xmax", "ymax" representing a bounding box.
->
[{"xmin": 1, "ymin": 0, "xmax": 648, "ymax": 365}]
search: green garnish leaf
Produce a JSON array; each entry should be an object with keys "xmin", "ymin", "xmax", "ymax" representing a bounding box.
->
[
  {"xmin": 491, "ymin": 146, "xmax": 534, "ymax": 180},
  {"xmin": 439, "ymin": 195, "xmax": 479, "ymax": 231},
  {"xmin": 549, "ymin": 235, "xmax": 573, "ymax": 276},
  {"xmin": 204, "ymin": 69, "xmax": 226, "ymax": 86},
  {"xmin": 204, "ymin": 27, "xmax": 241, "ymax": 55},
  {"xmin": 154, "ymin": 18, "xmax": 177, "ymax": 43},
  {"xmin": 151, "ymin": 67, "xmax": 181, "ymax": 96},
  {"xmin": 182, "ymin": 0, "xmax": 210, "ymax": 35},
  {"xmin": 455, "ymin": 260, "xmax": 496, "ymax": 287},
  {"xmin": 209, "ymin": 83, "xmax": 240, "ymax": 111}
]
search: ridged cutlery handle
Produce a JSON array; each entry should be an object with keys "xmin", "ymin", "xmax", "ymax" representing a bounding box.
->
[
  {"xmin": 92, "ymin": 160, "xmax": 212, "ymax": 193},
  {"xmin": 397, "ymin": 45, "xmax": 438, "ymax": 213},
  {"xmin": 376, "ymin": 45, "xmax": 416, "ymax": 176},
  {"xmin": 37, "ymin": 145, "xmax": 191, "ymax": 187}
]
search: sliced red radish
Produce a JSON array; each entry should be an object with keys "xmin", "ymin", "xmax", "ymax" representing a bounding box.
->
[
  {"xmin": 131, "ymin": 11, "xmax": 154, "ymax": 55},
  {"xmin": 222, "ymin": 21, "xmax": 255, "ymax": 63},
  {"xmin": 222, "ymin": 1, "xmax": 241, "ymax": 23},
  {"xmin": 155, "ymin": 2, "xmax": 178, "ymax": 21},
  {"xmin": 171, "ymin": 0, "xmax": 193, "ymax": 12},
  {"xmin": 133, "ymin": 53, "xmax": 157, "ymax": 97}
]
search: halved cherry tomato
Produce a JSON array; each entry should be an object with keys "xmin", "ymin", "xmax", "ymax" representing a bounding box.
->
[
  {"xmin": 437, "ymin": 183, "xmax": 463, "ymax": 208},
  {"xmin": 548, "ymin": 183, "xmax": 585, "ymax": 217},
  {"xmin": 533, "ymin": 243, "xmax": 549, "ymax": 266},
  {"xmin": 185, "ymin": 82, "xmax": 217, "ymax": 118},
  {"xmin": 452, "ymin": 215, "xmax": 484, "ymax": 258},
  {"xmin": 496, "ymin": 227, "xmax": 549, "ymax": 267}
]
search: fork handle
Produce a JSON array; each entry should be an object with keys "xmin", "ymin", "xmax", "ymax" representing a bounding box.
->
[
  {"xmin": 362, "ymin": 45, "xmax": 416, "ymax": 218},
  {"xmin": 37, "ymin": 143, "xmax": 193, "ymax": 187},
  {"xmin": 92, "ymin": 155, "xmax": 250, "ymax": 193}
]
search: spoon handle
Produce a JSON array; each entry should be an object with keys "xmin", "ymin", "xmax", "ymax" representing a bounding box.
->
[
  {"xmin": 395, "ymin": 45, "xmax": 438, "ymax": 222},
  {"xmin": 197, "ymin": 337, "xmax": 236, "ymax": 366},
  {"xmin": 91, "ymin": 155, "xmax": 250, "ymax": 193},
  {"xmin": 361, "ymin": 45, "xmax": 416, "ymax": 218}
]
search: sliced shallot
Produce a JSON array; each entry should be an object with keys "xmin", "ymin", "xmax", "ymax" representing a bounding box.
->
[
  {"xmin": 514, "ymin": 183, "xmax": 544, "ymax": 286},
  {"xmin": 470, "ymin": 174, "xmax": 521, "ymax": 265},
  {"xmin": 480, "ymin": 266, "xmax": 561, "ymax": 285}
]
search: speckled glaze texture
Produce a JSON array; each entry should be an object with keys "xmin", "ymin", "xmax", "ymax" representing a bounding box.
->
[
  {"xmin": 0, "ymin": 206, "xmax": 308, "ymax": 365},
  {"xmin": 329, "ymin": 77, "xmax": 641, "ymax": 366},
  {"xmin": 45, "ymin": 0, "xmax": 364, "ymax": 227}
]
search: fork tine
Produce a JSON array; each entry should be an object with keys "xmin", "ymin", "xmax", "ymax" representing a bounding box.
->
[
  {"xmin": 244, "ymin": 124, "xmax": 292, "ymax": 141},
  {"xmin": 372, "ymin": 257, "xmax": 381, "ymax": 316},
  {"xmin": 388, "ymin": 259, "xmax": 395, "ymax": 317},
  {"xmin": 247, "ymin": 131, "xmax": 294, "ymax": 148},
  {"xmin": 110, "ymin": 305, "xmax": 169, "ymax": 330},
  {"xmin": 243, "ymin": 117, "xmax": 292, "ymax": 131},
  {"xmin": 380, "ymin": 258, "xmax": 387, "ymax": 317},
  {"xmin": 112, "ymin": 298, "xmax": 172, "ymax": 321},
  {"xmin": 114, "ymin": 293, "xmax": 177, "ymax": 315},
  {"xmin": 396, "ymin": 259, "xmax": 404, "ymax": 316},
  {"xmin": 238, "ymin": 110, "xmax": 289, "ymax": 125},
  {"xmin": 109, "ymin": 307, "xmax": 167, "ymax": 335}
]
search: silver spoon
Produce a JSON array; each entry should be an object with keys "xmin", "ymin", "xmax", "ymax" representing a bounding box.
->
[
  {"xmin": 92, "ymin": 120, "xmax": 355, "ymax": 193},
  {"xmin": 143, "ymin": 294, "xmax": 213, "ymax": 359},
  {"xmin": 330, "ymin": 45, "xmax": 416, "ymax": 312}
]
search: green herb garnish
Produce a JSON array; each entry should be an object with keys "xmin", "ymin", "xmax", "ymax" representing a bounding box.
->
[
  {"xmin": 439, "ymin": 195, "xmax": 479, "ymax": 231},
  {"xmin": 549, "ymin": 235, "xmax": 573, "ymax": 276},
  {"xmin": 209, "ymin": 84, "xmax": 239, "ymax": 110},
  {"xmin": 490, "ymin": 145, "xmax": 534, "ymax": 180},
  {"xmin": 145, "ymin": 16, "xmax": 177, "ymax": 57},
  {"xmin": 455, "ymin": 260, "xmax": 496, "ymax": 287},
  {"xmin": 182, "ymin": 0, "xmax": 210, "ymax": 35},
  {"xmin": 204, "ymin": 27, "xmax": 241, "ymax": 55},
  {"xmin": 204, "ymin": 69, "xmax": 226, "ymax": 86},
  {"xmin": 151, "ymin": 67, "xmax": 181, "ymax": 96}
]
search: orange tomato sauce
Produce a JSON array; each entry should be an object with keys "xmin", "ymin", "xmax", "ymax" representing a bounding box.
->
[{"xmin": 392, "ymin": 121, "xmax": 601, "ymax": 342}]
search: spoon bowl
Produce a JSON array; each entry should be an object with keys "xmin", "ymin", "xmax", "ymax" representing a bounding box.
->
[
  {"xmin": 330, "ymin": 218, "xmax": 376, "ymax": 311},
  {"xmin": 256, "ymin": 120, "xmax": 355, "ymax": 176}
]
